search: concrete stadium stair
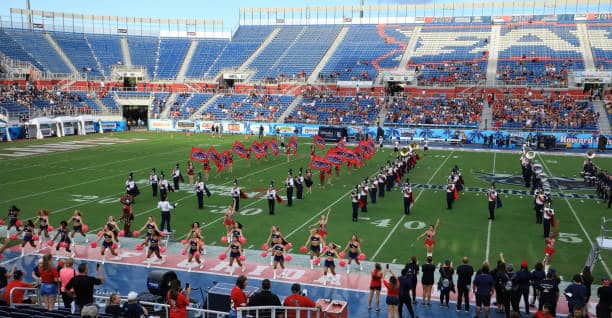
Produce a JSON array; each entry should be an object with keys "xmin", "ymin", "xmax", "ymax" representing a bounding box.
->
[
  {"xmin": 176, "ymin": 40, "xmax": 199, "ymax": 80},
  {"xmin": 398, "ymin": 26, "xmax": 421, "ymax": 70},
  {"xmin": 120, "ymin": 37, "xmax": 132, "ymax": 66},
  {"xmin": 308, "ymin": 26, "xmax": 349, "ymax": 83},
  {"xmin": 44, "ymin": 33, "xmax": 79, "ymax": 75},
  {"xmin": 190, "ymin": 93, "xmax": 221, "ymax": 120},
  {"xmin": 593, "ymin": 100, "xmax": 611, "ymax": 134},
  {"xmin": 486, "ymin": 25, "xmax": 501, "ymax": 86},
  {"xmin": 160, "ymin": 93, "xmax": 178, "ymax": 118},
  {"xmin": 277, "ymin": 95, "xmax": 303, "ymax": 123},
  {"xmin": 238, "ymin": 27, "xmax": 281, "ymax": 72},
  {"xmin": 576, "ymin": 23, "xmax": 596, "ymax": 71},
  {"xmin": 479, "ymin": 99, "xmax": 494, "ymax": 130}
]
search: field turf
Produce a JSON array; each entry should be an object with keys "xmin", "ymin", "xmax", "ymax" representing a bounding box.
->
[{"xmin": 0, "ymin": 132, "xmax": 610, "ymax": 282}]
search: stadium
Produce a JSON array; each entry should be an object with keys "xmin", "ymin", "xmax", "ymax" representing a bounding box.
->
[{"xmin": 0, "ymin": 0, "xmax": 611, "ymax": 317}]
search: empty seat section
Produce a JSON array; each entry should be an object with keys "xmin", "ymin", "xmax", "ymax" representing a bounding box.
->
[
  {"xmin": 0, "ymin": 29, "xmax": 46, "ymax": 71},
  {"xmin": 587, "ymin": 23, "xmax": 612, "ymax": 70},
  {"xmin": 127, "ymin": 36, "xmax": 159, "ymax": 78},
  {"xmin": 86, "ymin": 34, "xmax": 124, "ymax": 76},
  {"xmin": 184, "ymin": 39, "xmax": 229, "ymax": 79},
  {"xmin": 4, "ymin": 29, "xmax": 71, "ymax": 73},
  {"xmin": 156, "ymin": 38, "xmax": 190, "ymax": 80}
]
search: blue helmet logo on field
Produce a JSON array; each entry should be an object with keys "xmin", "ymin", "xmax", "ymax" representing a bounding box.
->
[{"xmin": 474, "ymin": 171, "xmax": 590, "ymax": 191}]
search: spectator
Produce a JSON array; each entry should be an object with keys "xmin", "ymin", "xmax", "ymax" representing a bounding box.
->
[
  {"xmin": 0, "ymin": 264, "xmax": 16, "ymax": 299},
  {"xmin": 65, "ymin": 262, "xmax": 104, "ymax": 312},
  {"xmin": 404, "ymin": 256, "xmax": 419, "ymax": 305},
  {"xmin": 456, "ymin": 256, "xmax": 474, "ymax": 313},
  {"xmin": 533, "ymin": 303, "xmax": 554, "ymax": 318},
  {"xmin": 105, "ymin": 293, "xmax": 122, "ymax": 318},
  {"xmin": 122, "ymin": 291, "xmax": 148, "ymax": 318},
  {"xmin": 597, "ymin": 277, "xmax": 612, "ymax": 318},
  {"xmin": 247, "ymin": 279, "xmax": 281, "ymax": 318},
  {"xmin": 383, "ymin": 267, "xmax": 400, "ymax": 318},
  {"xmin": 473, "ymin": 262, "xmax": 494, "ymax": 318},
  {"xmin": 230, "ymin": 275, "xmax": 248, "ymax": 317},
  {"xmin": 167, "ymin": 279, "xmax": 190, "ymax": 318},
  {"xmin": 494, "ymin": 262, "xmax": 511, "ymax": 316},
  {"xmin": 4, "ymin": 270, "xmax": 36, "ymax": 304},
  {"xmin": 511, "ymin": 260, "xmax": 531, "ymax": 316},
  {"xmin": 283, "ymin": 283, "xmax": 317, "ymax": 318},
  {"xmin": 38, "ymin": 253, "xmax": 60, "ymax": 310},
  {"xmin": 81, "ymin": 304, "xmax": 99, "ymax": 318},
  {"xmin": 582, "ymin": 266, "xmax": 594, "ymax": 304},
  {"xmin": 421, "ymin": 256, "xmax": 435, "ymax": 306},
  {"xmin": 397, "ymin": 267, "xmax": 417, "ymax": 318},
  {"xmin": 60, "ymin": 258, "xmax": 77, "ymax": 309},
  {"xmin": 368, "ymin": 263, "xmax": 384, "ymax": 311},
  {"xmin": 530, "ymin": 262, "xmax": 546, "ymax": 308},
  {"xmin": 538, "ymin": 268, "xmax": 560, "ymax": 316},
  {"xmin": 438, "ymin": 259, "xmax": 454, "ymax": 308},
  {"xmin": 565, "ymin": 274, "xmax": 587, "ymax": 315}
]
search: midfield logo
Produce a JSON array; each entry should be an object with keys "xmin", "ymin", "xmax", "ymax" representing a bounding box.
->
[{"xmin": 473, "ymin": 171, "xmax": 591, "ymax": 191}]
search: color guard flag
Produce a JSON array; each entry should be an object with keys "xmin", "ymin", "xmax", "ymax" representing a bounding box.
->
[
  {"xmin": 359, "ymin": 141, "xmax": 372, "ymax": 159},
  {"xmin": 342, "ymin": 148, "xmax": 355, "ymax": 163},
  {"xmin": 337, "ymin": 137, "xmax": 346, "ymax": 149},
  {"xmin": 232, "ymin": 141, "xmax": 248, "ymax": 158},
  {"xmin": 265, "ymin": 138, "xmax": 280, "ymax": 156},
  {"xmin": 207, "ymin": 146, "xmax": 224, "ymax": 172},
  {"xmin": 352, "ymin": 148, "xmax": 363, "ymax": 168},
  {"xmin": 275, "ymin": 193, "xmax": 284, "ymax": 203},
  {"xmin": 309, "ymin": 156, "xmax": 331, "ymax": 172},
  {"xmin": 221, "ymin": 150, "xmax": 231, "ymax": 166},
  {"xmin": 250, "ymin": 141, "xmax": 266, "ymax": 159},
  {"xmin": 325, "ymin": 151, "xmax": 343, "ymax": 167},
  {"xmin": 313, "ymin": 135, "xmax": 326, "ymax": 149},
  {"xmin": 189, "ymin": 147, "xmax": 208, "ymax": 163},
  {"xmin": 288, "ymin": 136, "xmax": 298, "ymax": 155}
]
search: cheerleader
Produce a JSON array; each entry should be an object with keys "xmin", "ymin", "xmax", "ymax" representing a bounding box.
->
[
  {"xmin": 543, "ymin": 232, "xmax": 556, "ymax": 273},
  {"xmin": 119, "ymin": 195, "xmax": 134, "ymax": 237},
  {"xmin": 70, "ymin": 210, "xmax": 87, "ymax": 243},
  {"xmin": 187, "ymin": 161, "xmax": 195, "ymax": 185},
  {"xmin": 189, "ymin": 222, "xmax": 203, "ymax": 240},
  {"xmin": 416, "ymin": 218, "xmax": 440, "ymax": 258},
  {"xmin": 223, "ymin": 205, "xmax": 236, "ymax": 234},
  {"xmin": 225, "ymin": 235, "xmax": 245, "ymax": 275},
  {"xmin": 303, "ymin": 228, "xmax": 325, "ymax": 269},
  {"xmin": 326, "ymin": 167, "xmax": 333, "ymax": 185},
  {"xmin": 305, "ymin": 169, "xmax": 314, "ymax": 194},
  {"xmin": 138, "ymin": 216, "xmax": 160, "ymax": 247},
  {"xmin": 202, "ymin": 158, "xmax": 211, "ymax": 182},
  {"xmin": 268, "ymin": 240, "xmax": 287, "ymax": 279},
  {"xmin": 246, "ymin": 149, "xmax": 252, "ymax": 168},
  {"xmin": 4, "ymin": 205, "xmax": 21, "ymax": 234},
  {"xmin": 264, "ymin": 225, "xmax": 286, "ymax": 265},
  {"xmin": 228, "ymin": 153, "xmax": 234, "ymax": 174},
  {"xmin": 35, "ymin": 209, "xmax": 50, "ymax": 239},
  {"xmin": 280, "ymin": 135, "xmax": 285, "ymax": 151},
  {"xmin": 310, "ymin": 209, "xmax": 330, "ymax": 240},
  {"xmin": 145, "ymin": 229, "xmax": 164, "ymax": 265},
  {"xmin": 228, "ymin": 222, "xmax": 244, "ymax": 243},
  {"xmin": 342, "ymin": 234, "xmax": 363, "ymax": 273},
  {"xmin": 322, "ymin": 242, "xmax": 340, "ymax": 285},
  {"xmin": 97, "ymin": 224, "xmax": 118, "ymax": 262},
  {"xmin": 319, "ymin": 169, "xmax": 326, "ymax": 189},
  {"xmin": 310, "ymin": 145, "xmax": 316, "ymax": 159},
  {"xmin": 182, "ymin": 233, "xmax": 204, "ymax": 271},
  {"xmin": 106, "ymin": 216, "xmax": 120, "ymax": 238},
  {"xmin": 18, "ymin": 220, "xmax": 36, "ymax": 253},
  {"xmin": 51, "ymin": 221, "xmax": 73, "ymax": 257}
]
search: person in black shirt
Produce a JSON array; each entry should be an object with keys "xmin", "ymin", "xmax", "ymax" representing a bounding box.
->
[
  {"xmin": 597, "ymin": 277, "xmax": 612, "ymax": 318},
  {"xmin": 530, "ymin": 262, "xmax": 546, "ymax": 308},
  {"xmin": 438, "ymin": 259, "xmax": 454, "ymax": 308},
  {"xmin": 456, "ymin": 257, "xmax": 474, "ymax": 313},
  {"xmin": 512, "ymin": 261, "xmax": 531, "ymax": 316},
  {"xmin": 538, "ymin": 268, "xmax": 560, "ymax": 316},
  {"xmin": 105, "ymin": 293, "xmax": 122, "ymax": 318},
  {"xmin": 65, "ymin": 262, "xmax": 103, "ymax": 312},
  {"xmin": 247, "ymin": 279, "xmax": 281, "ymax": 318},
  {"xmin": 398, "ymin": 268, "xmax": 418, "ymax": 318},
  {"xmin": 122, "ymin": 291, "xmax": 147, "ymax": 318},
  {"xmin": 473, "ymin": 263, "xmax": 495, "ymax": 318},
  {"xmin": 421, "ymin": 256, "xmax": 436, "ymax": 306},
  {"xmin": 565, "ymin": 274, "xmax": 588, "ymax": 315},
  {"xmin": 405, "ymin": 256, "xmax": 419, "ymax": 305}
]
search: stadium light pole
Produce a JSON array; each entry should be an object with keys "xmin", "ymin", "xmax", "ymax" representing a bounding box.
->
[{"xmin": 25, "ymin": 0, "xmax": 33, "ymax": 30}]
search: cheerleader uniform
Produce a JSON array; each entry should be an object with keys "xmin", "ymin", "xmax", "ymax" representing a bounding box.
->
[
  {"xmin": 22, "ymin": 226, "xmax": 34, "ymax": 243},
  {"xmin": 229, "ymin": 243, "xmax": 241, "ymax": 259},
  {"xmin": 310, "ymin": 236, "xmax": 321, "ymax": 253},
  {"xmin": 348, "ymin": 242, "xmax": 359, "ymax": 260},
  {"xmin": 203, "ymin": 159, "xmax": 211, "ymax": 172},
  {"xmin": 273, "ymin": 244, "xmax": 285, "ymax": 263},
  {"xmin": 56, "ymin": 227, "xmax": 71, "ymax": 251},
  {"xmin": 102, "ymin": 233, "xmax": 113, "ymax": 249},
  {"xmin": 324, "ymin": 250, "xmax": 336, "ymax": 268}
]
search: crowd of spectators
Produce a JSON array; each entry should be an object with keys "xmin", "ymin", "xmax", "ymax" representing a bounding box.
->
[
  {"xmin": 491, "ymin": 94, "xmax": 598, "ymax": 130},
  {"xmin": 0, "ymin": 83, "xmax": 93, "ymax": 120},
  {"xmin": 385, "ymin": 95, "xmax": 483, "ymax": 127},
  {"xmin": 413, "ymin": 61, "xmax": 486, "ymax": 86},
  {"xmin": 211, "ymin": 93, "xmax": 286, "ymax": 122},
  {"xmin": 287, "ymin": 93, "xmax": 381, "ymax": 125},
  {"xmin": 496, "ymin": 59, "xmax": 576, "ymax": 87}
]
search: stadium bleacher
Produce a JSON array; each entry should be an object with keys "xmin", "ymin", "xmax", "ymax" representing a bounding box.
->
[
  {"xmin": 184, "ymin": 39, "xmax": 230, "ymax": 79},
  {"xmin": 168, "ymin": 93, "xmax": 213, "ymax": 118},
  {"xmin": 86, "ymin": 34, "xmax": 125, "ymax": 77},
  {"xmin": 201, "ymin": 93, "xmax": 293, "ymax": 121},
  {"xmin": 587, "ymin": 22, "xmax": 612, "ymax": 70},
  {"xmin": 3, "ymin": 29, "xmax": 72, "ymax": 74},
  {"xmin": 51, "ymin": 32, "xmax": 101, "ymax": 77},
  {"xmin": 156, "ymin": 38, "xmax": 190, "ymax": 80},
  {"xmin": 127, "ymin": 36, "xmax": 159, "ymax": 78},
  {"xmin": 0, "ymin": 29, "xmax": 46, "ymax": 72},
  {"xmin": 287, "ymin": 95, "xmax": 380, "ymax": 124},
  {"xmin": 384, "ymin": 96, "xmax": 482, "ymax": 127}
]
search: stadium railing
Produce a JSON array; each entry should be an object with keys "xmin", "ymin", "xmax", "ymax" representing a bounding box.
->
[
  {"xmin": 236, "ymin": 306, "xmax": 322, "ymax": 318},
  {"xmin": 0, "ymin": 106, "xmax": 8, "ymax": 122},
  {"xmin": 9, "ymin": 287, "xmax": 40, "ymax": 308},
  {"xmin": 92, "ymin": 294, "xmax": 230, "ymax": 317}
]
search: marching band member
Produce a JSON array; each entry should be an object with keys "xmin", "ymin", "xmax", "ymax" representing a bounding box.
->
[
  {"xmin": 35, "ymin": 209, "xmax": 50, "ymax": 239},
  {"xmin": 195, "ymin": 173, "xmax": 210, "ymax": 210},
  {"xmin": 125, "ymin": 173, "xmax": 139, "ymax": 202},
  {"xmin": 51, "ymin": 221, "xmax": 73, "ymax": 258},
  {"xmin": 285, "ymin": 171, "xmax": 294, "ymax": 207},
  {"xmin": 402, "ymin": 182, "xmax": 414, "ymax": 215},
  {"xmin": 157, "ymin": 194, "xmax": 177, "ymax": 233},
  {"xmin": 351, "ymin": 189, "xmax": 359, "ymax": 222},
  {"xmin": 305, "ymin": 169, "xmax": 313, "ymax": 194},
  {"xmin": 231, "ymin": 180, "xmax": 241, "ymax": 211},
  {"xmin": 149, "ymin": 168, "xmax": 159, "ymax": 197},
  {"xmin": 145, "ymin": 229, "xmax": 164, "ymax": 266},
  {"xmin": 378, "ymin": 171, "xmax": 386, "ymax": 198},
  {"xmin": 296, "ymin": 169, "xmax": 304, "ymax": 200},
  {"xmin": 268, "ymin": 240, "xmax": 287, "ymax": 279},
  {"xmin": 223, "ymin": 205, "xmax": 236, "ymax": 234},
  {"xmin": 138, "ymin": 216, "xmax": 160, "ymax": 247},
  {"xmin": 393, "ymin": 139, "xmax": 400, "ymax": 156},
  {"xmin": 342, "ymin": 234, "xmax": 363, "ymax": 274},
  {"xmin": 521, "ymin": 152, "xmax": 532, "ymax": 187},
  {"xmin": 543, "ymin": 202, "xmax": 555, "ymax": 239},
  {"xmin": 202, "ymin": 158, "xmax": 211, "ymax": 181},
  {"xmin": 322, "ymin": 242, "xmax": 340, "ymax": 286},
  {"xmin": 187, "ymin": 161, "xmax": 195, "ymax": 185},
  {"xmin": 172, "ymin": 164, "xmax": 181, "ymax": 191},
  {"xmin": 97, "ymin": 224, "xmax": 118, "ymax": 263},
  {"xmin": 182, "ymin": 232, "xmax": 204, "ymax": 271},
  {"xmin": 452, "ymin": 166, "xmax": 464, "ymax": 192},
  {"xmin": 267, "ymin": 182, "xmax": 277, "ymax": 215},
  {"xmin": 304, "ymin": 228, "xmax": 325, "ymax": 269},
  {"xmin": 487, "ymin": 183, "xmax": 498, "ymax": 221},
  {"xmin": 534, "ymin": 189, "xmax": 546, "ymax": 224},
  {"xmin": 359, "ymin": 182, "xmax": 368, "ymax": 213},
  {"xmin": 120, "ymin": 194, "xmax": 134, "ymax": 237},
  {"xmin": 370, "ymin": 177, "xmax": 378, "ymax": 204},
  {"xmin": 225, "ymin": 235, "xmax": 245, "ymax": 275},
  {"xmin": 446, "ymin": 177, "xmax": 456, "ymax": 210},
  {"xmin": 416, "ymin": 218, "xmax": 440, "ymax": 258}
]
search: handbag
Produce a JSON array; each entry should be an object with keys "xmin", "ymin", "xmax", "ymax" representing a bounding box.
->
[{"xmin": 496, "ymin": 196, "xmax": 503, "ymax": 208}]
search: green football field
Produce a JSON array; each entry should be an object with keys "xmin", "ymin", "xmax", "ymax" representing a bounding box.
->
[{"xmin": 0, "ymin": 132, "xmax": 610, "ymax": 281}]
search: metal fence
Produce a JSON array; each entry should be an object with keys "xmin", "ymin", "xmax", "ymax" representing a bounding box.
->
[{"xmin": 236, "ymin": 305, "xmax": 322, "ymax": 318}]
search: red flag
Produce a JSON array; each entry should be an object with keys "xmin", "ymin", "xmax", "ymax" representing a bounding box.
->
[
  {"xmin": 208, "ymin": 146, "xmax": 224, "ymax": 172},
  {"xmin": 189, "ymin": 147, "xmax": 208, "ymax": 163},
  {"xmin": 222, "ymin": 150, "xmax": 231, "ymax": 166},
  {"xmin": 251, "ymin": 141, "xmax": 266, "ymax": 159},
  {"xmin": 309, "ymin": 155, "xmax": 331, "ymax": 172},
  {"xmin": 453, "ymin": 188, "xmax": 459, "ymax": 200},
  {"xmin": 313, "ymin": 135, "xmax": 326, "ymax": 150},
  {"xmin": 337, "ymin": 137, "xmax": 346, "ymax": 149},
  {"xmin": 275, "ymin": 193, "xmax": 284, "ymax": 203},
  {"xmin": 352, "ymin": 147, "xmax": 363, "ymax": 167},
  {"xmin": 359, "ymin": 141, "xmax": 373, "ymax": 160},
  {"xmin": 325, "ymin": 150, "xmax": 343, "ymax": 167},
  {"xmin": 240, "ymin": 190, "xmax": 249, "ymax": 199},
  {"xmin": 232, "ymin": 141, "xmax": 248, "ymax": 158},
  {"xmin": 288, "ymin": 136, "xmax": 298, "ymax": 155},
  {"xmin": 265, "ymin": 138, "xmax": 279, "ymax": 156}
]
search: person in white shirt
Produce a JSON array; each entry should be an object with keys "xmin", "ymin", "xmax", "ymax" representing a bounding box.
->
[
  {"xmin": 149, "ymin": 169, "xmax": 158, "ymax": 197},
  {"xmin": 172, "ymin": 164, "xmax": 181, "ymax": 191},
  {"xmin": 231, "ymin": 180, "xmax": 241, "ymax": 211},
  {"xmin": 487, "ymin": 184, "xmax": 498, "ymax": 221},
  {"xmin": 402, "ymin": 182, "xmax": 413, "ymax": 215},
  {"xmin": 159, "ymin": 172, "xmax": 170, "ymax": 198},
  {"xmin": 195, "ymin": 174, "xmax": 209, "ymax": 210},
  {"xmin": 157, "ymin": 195, "xmax": 177, "ymax": 233},
  {"xmin": 446, "ymin": 177, "xmax": 456, "ymax": 210},
  {"xmin": 125, "ymin": 173, "xmax": 139, "ymax": 202},
  {"xmin": 543, "ymin": 202, "xmax": 555, "ymax": 239},
  {"xmin": 267, "ymin": 182, "xmax": 277, "ymax": 215},
  {"xmin": 285, "ymin": 172, "xmax": 294, "ymax": 207}
]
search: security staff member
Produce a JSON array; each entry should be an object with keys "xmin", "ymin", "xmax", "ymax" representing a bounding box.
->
[
  {"xmin": 195, "ymin": 174, "xmax": 209, "ymax": 210},
  {"xmin": 285, "ymin": 172, "xmax": 294, "ymax": 207},
  {"xmin": 231, "ymin": 180, "xmax": 241, "ymax": 211},
  {"xmin": 350, "ymin": 189, "xmax": 359, "ymax": 222},
  {"xmin": 402, "ymin": 182, "xmax": 414, "ymax": 215},
  {"xmin": 157, "ymin": 195, "xmax": 177, "ymax": 233},
  {"xmin": 267, "ymin": 182, "xmax": 277, "ymax": 215},
  {"xmin": 446, "ymin": 177, "xmax": 456, "ymax": 210},
  {"xmin": 487, "ymin": 184, "xmax": 497, "ymax": 221},
  {"xmin": 150, "ymin": 169, "xmax": 159, "ymax": 197}
]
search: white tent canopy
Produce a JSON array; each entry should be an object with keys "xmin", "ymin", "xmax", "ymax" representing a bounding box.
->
[{"xmin": 27, "ymin": 117, "xmax": 62, "ymax": 139}]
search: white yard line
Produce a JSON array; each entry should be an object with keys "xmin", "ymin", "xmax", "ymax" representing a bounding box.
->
[
  {"xmin": 370, "ymin": 151, "xmax": 454, "ymax": 260},
  {"xmin": 485, "ymin": 220, "xmax": 492, "ymax": 262},
  {"xmin": 492, "ymin": 152, "xmax": 497, "ymax": 174},
  {"xmin": 537, "ymin": 153, "xmax": 612, "ymax": 277}
]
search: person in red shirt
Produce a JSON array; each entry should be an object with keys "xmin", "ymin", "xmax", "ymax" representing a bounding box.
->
[
  {"xmin": 383, "ymin": 267, "xmax": 400, "ymax": 318},
  {"xmin": 230, "ymin": 275, "xmax": 248, "ymax": 314},
  {"xmin": 533, "ymin": 303, "xmax": 554, "ymax": 318},
  {"xmin": 4, "ymin": 270, "xmax": 36, "ymax": 305},
  {"xmin": 167, "ymin": 279, "xmax": 190, "ymax": 318},
  {"xmin": 38, "ymin": 253, "xmax": 59, "ymax": 310},
  {"xmin": 283, "ymin": 283, "xmax": 317, "ymax": 318},
  {"xmin": 368, "ymin": 263, "xmax": 384, "ymax": 311}
]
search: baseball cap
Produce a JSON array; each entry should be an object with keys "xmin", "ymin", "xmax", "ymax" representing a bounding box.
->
[
  {"xmin": 13, "ymin": 270, "xmax": 23, "ymax": 279},
  {"xmin": 520, "ymin": 260, "xmax": 528, "ymax": 268},
  {"xmin": 603, "ymin": 277, "xmax": 610, "ymax": 285},
  {"xmin": 127, "ymin": 291, "xmax": 138, "ymax": 301}
]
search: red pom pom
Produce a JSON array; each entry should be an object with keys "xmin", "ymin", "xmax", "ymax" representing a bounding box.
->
[
  {"xmin": 132, "ymin": 230, "xmax": 140, "ymax": 237},
  {"xmin": 135, "ymin": 244, "xmax": 144, "ymax": 251},
  {"xmin": 160, "ymin": 247, "xmax": 166, "ymax": 253},
  {"xmin": 0, "ymin": 220, "xmax": 5, "ymax": 225},
  {"xmin": 313, "ymin": 257, "xmax": 321, "ymax": 265},
  {"xmin": 261, "ymin": 243, "xmax": 269, "ymax": 250},
  {"xmin": 181, "ymin": 240, "xmax": 187, "ymax": 245},
  {"xmin": 47, "ymin": 225, "xmax": 54, "ymax": 232},
  {"xmin": 118, "ymin": 230, "xmax": 125, "ymax": 237},
  {"xmin": 339, "ymin": 260, "xmax": 347, "ymax": 267},
  {"xmin": 260, "ymin": 251, "xmax": 268, "ymax": 257},
  {"xmin": 9, "ymin": 234, "xmax": 17, "ymax": 240},
  {"xmin": 194, "ymin": 252, "xmax": 201, "ymax": 258},
  {"xmin": 322, "ymin": 246, "xmax": 329, "ymax": 252},
  {"xmin": 97, "ymin": 231, "xmax": 103, "ymax": 237},
  {"xmin": 221, "ymin": 236, "xmax": 228, "ymax": 243},
  {"xmin": 82, "ymin": 224, "xmax": 89, "ymax": 232},
  {"xmin": 286, "ymin": 242, "xmax": 293, "ymax": 249},
  {"xmin": 111, "ymin": 243, "xmax": 118, "ymax": 249},
  {"xmin": 59, "ymin": 242, "xmax": 68, "ymax": 248},
  {"xmin": 358, "ymin": 253, "xmax": 366, "ymax": 261},
  {"xmin": 299, "ymin": 246, "xmax": 308, "ymax": 253},
  {"xmin": 285, "ymin": 254, "xmax": 293, "ymax": 262},
  {"xmin": 218, "ymin": 253, "xmax": 227, "ymax": 260},
  {"xmin": 181, "ymin": 250, "xmax": 187, "ymax": 255},
  {"xmin": 239, "ymin": 255, "xmax": 246, "ymax": 261},
  {"xmin": 46, "ymin": 241, "xmax": 54, "ymax": 247},
  {"xmin": 32, "ymin": 235, "xmax": 39, "ymax": 241},
  {"xmin": 198, "ymin": 241, "xmax": 204, "ymax": 247},
  {"xmin": 15, "ymin": 220, "xmax": 22, "ymax": 227},
  {"xmin": 338, "ymin": 251, "xmax": 346, "ymax": 259},
  {"xmin": 90, "ymin": 242, "xmax": 97, "ymax": 248},
  {"xmin": 239, "ymin": 236, "xmax": 247, "ymax": 244}
]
